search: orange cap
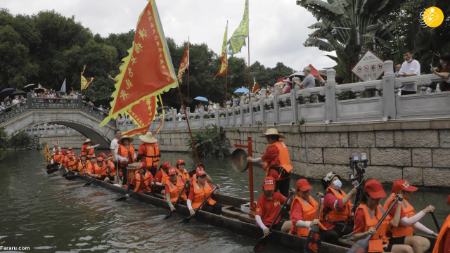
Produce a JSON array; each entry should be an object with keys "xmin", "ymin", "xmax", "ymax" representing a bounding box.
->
[
  {"xmin": 96, "ymin": 156, "xmax": 104, "ymax": 162},
  {"xmin": 268, "ymin": 169, "xmax": 280, "ymax": 180},
  {"xmin": 296, "ymin": 178, "xmax": 312, "ymax": 192},
  {"xmin": 98, "ymin": 152, "xmax": 107, "ymax": 159},
  {"xmin": 364, "ymin": 179, "xmax": 386, "ymax": 199},
  {"xmin": 176, "ymin": 160, "xmax": 185, "ymax": 166},
  {"xmin": 263, "ymin": 176, "xmax": 275, "ymax": 191},
  {"xmin": 161, "ymin": 162, "xmax": 170, "ymax": 170},
  {"xmin": 168, "ymin": 167, "xmax": 177, "ymax": 176},
  {"xmin": 392, "ymin": 179, "xmax": 418, "ymax": 194}
]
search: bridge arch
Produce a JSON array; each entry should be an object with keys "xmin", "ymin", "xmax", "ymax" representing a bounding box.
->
[{"xmin": 0, "ymin": 98, "xmax": 117, "ymax": 148}]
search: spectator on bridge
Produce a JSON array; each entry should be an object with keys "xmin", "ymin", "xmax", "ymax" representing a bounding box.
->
[
  {"xmin": 394, "ymin": 64, "xmax": 402, "ymax": 77},
  {"xmin": 398, "ymin": 51, "xmax": 421, "ymax": 95},
  {"xmin": 432, "ymin": 54, "xmax": 450, "ymax": 92},
  {"xmin": 300, "ymin": 67, "xmax": 316, "ymax": 89}
]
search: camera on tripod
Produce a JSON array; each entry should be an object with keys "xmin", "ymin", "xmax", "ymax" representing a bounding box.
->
[{"xmin": 349, "ymin": 152, "xmax": 368, "ymax": 186}]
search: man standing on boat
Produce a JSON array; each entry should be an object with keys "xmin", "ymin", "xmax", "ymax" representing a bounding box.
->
[
  {"xmin": 136, "ymin": 132, "xmax": 160, "ymax": 177},
  {"xmin": 247, "ymin": 128, "xmax": 293, "ymax": 196},
  {"xmin": 110, "ymin": 131, "xmax": 121, "ymax": 162},
  {"xmin": 116, "ymin": 136, "xmax": 136, "ymax": 186}
]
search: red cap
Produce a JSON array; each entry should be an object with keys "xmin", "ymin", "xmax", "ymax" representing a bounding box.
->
[
  {"xmin": 392, "ymin": 179, "xmax": 418, "ymax": 194},
  {"xmin": 96, "ymin": 156, "xmax": 104, "ymax": 162},
  {"xmin": 168, "ymin": 167, "xmax": 177, "ymax": 176},
  {"xmin": 364, "ymin": 179, "xmax": 386, "ymax": 199},
  {"xmin": 296, "ymin": 178, "xmax": 312, "ymax": 192},
  {"xmin": 176, "ymin": 160, "xmax": 185, "ymax": 166},
  {"xmin": 98, "ymin": 152, "xmax": 107, "ymax": 159},
  {"xmin": 161, "ymin": 162, "xmax": 170, "ymax": 170},
  {"xmin": 263, "ymin": 176, "xmax": 275, "ymax": 191},
  {"xmin": 88, "ymin": 155, "xmax": 96, "ymax": 159},
  {"xmin": 268, "ymin": 169, "xmax": 280, "ymax": 180},
  {"xmin": 80, "ymin": 151, "xmax": 87, "ymax": 156}
]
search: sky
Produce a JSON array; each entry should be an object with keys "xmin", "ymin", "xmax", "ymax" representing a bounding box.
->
[{"xmin": 2, "ymin": 0, "xmax": 336, "ymax": 71}]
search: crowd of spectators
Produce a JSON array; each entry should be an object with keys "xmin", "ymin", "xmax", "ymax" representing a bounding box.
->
[{"xmin": 0, "ymin": 95, "xmax": 27, "ymax": 113}]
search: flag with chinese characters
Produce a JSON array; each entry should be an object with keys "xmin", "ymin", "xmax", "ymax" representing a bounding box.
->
[
  {"xmin": 126, "ymin": 96, "xmax": 157, "ymax": 128},
  {"xmin": 101, "ymin": 0, "xmax": 178, "ymax": 126},
  {"xmin": 177, "ymin": 43, "xmax": 189, "ymax": 83},
  {"xmin": 216, "ymin": 21, "xmax": 228, "ymax": 77},
  {"xmin": 80, "ymin": 65, "xmax": 94, "ymax": 91}
]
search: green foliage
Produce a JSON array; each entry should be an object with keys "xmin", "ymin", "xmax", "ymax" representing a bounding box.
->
[
  {"xmin": 0, "ymin": 9, "xmax": 296, "ymax": 109},
  {"xmin": 8, "ymin": 131, "xmax": 31, "ymax": 150},
  {"xmin": 188, "ymin": 126, "xmax": 230, "ymax": 159}
]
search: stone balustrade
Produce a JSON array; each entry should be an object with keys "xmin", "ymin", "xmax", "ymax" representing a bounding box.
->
[{"xmin": 152, "ymin": 61, "xmax": 448, "ymax": 132}]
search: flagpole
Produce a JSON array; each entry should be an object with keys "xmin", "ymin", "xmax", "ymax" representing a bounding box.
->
[
  {"xmin": 224, "ymin": 20, "xmax": 229, "ymax": 103},
  {"xmin": 247, "ymin": 0, "xmax": 251, "ymax": 89},
  {"xmin": 187, "ymin": 37, "xmax": 190, "ymax": 101}
]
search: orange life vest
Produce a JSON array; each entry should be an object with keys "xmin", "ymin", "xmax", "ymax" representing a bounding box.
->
[
  {"xmin": 140, "ymin": 143, "xmax": 160, "ymax": 168},
  {"xmin": 67, "ymin": 157, "xmax": 78, "ymax": 171},
  {"xmin": 291, "ymin": 195, "xmax": 319, "ymax": 237},
  {"xmin": 192, "ymin": 180, "xmax": 216, "ymax": 209},
  {"xmin": 106, "ymin": 160, "xmax": 116, "ymax": 176},
  {"xmin": 134, "ymin": 170, "xmax": 153, "ymax": 193},
  {"xmin": 118, "ymin": 144, "xmax": 135, "ymax": 167},
  {"xmin": 156, "ymin": 169, "xmax": 169, "ymax": 185},
  {"xmin": 322, "ymin": 187, "xmax": 353, "ymax": 224},
  {"xmin": 177, "ymin": 168, "xmax": 190, "ymax": 182},
  {"xmin": 433, "ymin": 215, "xmax": 450, "ymax": 253},
  {"xmin": 357, "ymin": 204, "xmax": 390, "ymax": 253},
  {"xmin": 268, "ymin": 141, "xmax": 293, "ymax": 173},
  {"xmin": 92, "ymin": 163, "xmax": 107, "ymax": 177},
  {"xmin": 85, "ymin": 161, "xmax": 95, "ymax": 175},
  {"xmin": 384, "ymin": 193, "xmax": 415, "ymax": 238},
  {"xmin": 167, "ymin": 177, "xmax": 187, "ymax": 203},
  {"xmin": 77, "ymin": 161, "xmax": 88, "ymax": 175},
  {"xmin": 53, "ymin": 152, "xmax": 62, "ymax": 163}
]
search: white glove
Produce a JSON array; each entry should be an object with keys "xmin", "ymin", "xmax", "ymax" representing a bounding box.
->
[
  {"xmin": 262, "ymin": 226, "xmax": 270, "ymax": 237},
  {"xmin": 189, "ymin": 208, "xmax": 195, "ymax": 216},
  {"xmin": 169, "ymin": 203, "xmax": 176, "ymax": 212}
]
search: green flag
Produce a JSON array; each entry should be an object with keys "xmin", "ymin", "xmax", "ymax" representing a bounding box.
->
[{"xmin": 229, "ymin": 0, "xmax": 249, "ymax": 55}]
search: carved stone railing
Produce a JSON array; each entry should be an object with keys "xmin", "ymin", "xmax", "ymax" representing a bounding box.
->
[
  {"xmin": 0, "ymin": 95, "xmax": 116, "ymax": 129},
  {"xmin": 151, "ymin": 60, "xmax": 449, "ymax": 131}
]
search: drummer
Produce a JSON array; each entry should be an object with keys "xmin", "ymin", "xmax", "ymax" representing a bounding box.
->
[
  {"xmin": 134, "ymin": 162, "xmax": 153, "ymax": 193},
  {"xmin": 384, "ymin": 179, "xmax": 437, "ymax": 252},
  {"xmin": 116, "ymin": 135, "xmax": 136, "ymax": 185}
]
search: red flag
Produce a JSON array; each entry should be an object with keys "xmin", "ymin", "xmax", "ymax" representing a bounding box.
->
[
  {"xmin": 127, "ymin": 96, "xmax": 157, "ymax": 128},
  {"xmin": 122, "ymin": 124, "xmax": 152, "ymax": 137},
  {"xmin": 251, "ymin": 78, "xmax": 260, "ymax": 93},
  {"xmin": 308, "ymin": 64, "xmax": 325, "ymax": 82},
  {"xmin": 101, "ymin": 0, "xmax": 177, "ymax": 126},
  {"xmin": 177, "ymin": 43, "xmax": 189, "ymax": 83}
]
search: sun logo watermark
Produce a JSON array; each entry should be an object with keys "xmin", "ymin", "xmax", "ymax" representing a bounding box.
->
[{"xmin": 420, "ymin": 6, "xmax": 445, "ymax": 28}]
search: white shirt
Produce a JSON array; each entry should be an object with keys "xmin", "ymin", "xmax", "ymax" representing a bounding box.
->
[
  {"xmin": 399, "ymin": 59, "xmax": 421, "ymax": 91},
  {"xmin": 110, "ymin": 138, "xmax": 119, "ymax": 160}
]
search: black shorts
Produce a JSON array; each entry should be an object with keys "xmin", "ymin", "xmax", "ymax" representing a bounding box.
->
[{"xmin": 385, "ymin": 237, "xmax": 406, "ymax": 251}]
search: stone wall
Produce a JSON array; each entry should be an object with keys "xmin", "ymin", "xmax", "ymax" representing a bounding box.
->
[
  {"xmin": 39, "ymin": 135, "xmax": 85, "ymax": 148},
  {"xmin": 156, "ymin": 118, "xmax": 450, "ymax": 188}
]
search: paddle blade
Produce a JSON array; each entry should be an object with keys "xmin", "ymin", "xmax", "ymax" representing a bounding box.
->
[
  {"xmin": 163, "ymin": 211, "xmax": 173, "ymax": 220},
  {"xmin": 347, "ymin": 236, "xmax": 370, "ymax": 253},
  {"xmin": 304, "ymin": 225, "xmax": 321, "ymax": 253},
  {"xmin": 181, "ymin": 216, "xmax": 192, "ymax": 223}
]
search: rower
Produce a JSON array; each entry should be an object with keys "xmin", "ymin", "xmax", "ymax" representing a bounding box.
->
[
  {"xmin": 105, "ymin": 153, "xmax": 116, "ymax": 181},
  {"xmin": 175, "ymin": 160, "xmax": 190, "ymax": 182},
  {"xmin": 352, "ymin": 179, "xmax": 412, "ymax": 253},
  {"xmin": 117, "ymin": 135, "xmax": 136, "ymax": 185},
  {"xmin": 155, "ymin": 162, "xmax": 170, "ymax": 185},
  {"xmin": 77, "ymin": 152, "xmax": 88, "ymax": 175},
  {"xmin": 433, "ymin": 195, "xmax": 450, "ymax": 253},
  {"xmin": 384, "ymin": 179, "xmax": 437, "ymax": 253},
  {"xmin": 86, "ymin": 155, "xmax": 97, "ymax": 177},
  {"xmin": 81, "ymin": 139, "xmax": 96, "ymax": 157},
  {"xmin": 134, "ymin": 162, "xmax": 153, "ymax": 193},
  {"xmin": 190, "ymin": 164, "xmax": 213, "ymax": 185},
  {"xmin": 165, "ymin": 167, "xmax": 187, "ymax": 212},
  {"xmin": 67, "ymin": 150, "xmax": 78, "ymax": 172},
  {"xmin": 320, "ymin": 171, "xmax": 357, "ymax": 244},
  {"xmin": 137, "ymin": 132, "xmax": 160, "ymax": 176},
  {"xmin": 255, "ymin": 176, "xmax": 289, "ymax": 238},
  {"xmin": 288, "ymin": 178, "xmax": 320, "ymax": 237},
  {"xmin": 91, "ymin": 156, "xmax": 108, "ymax": 180},
  {"xmin": 247, "ymin": 128, "xmax": 293, "ymax": 197},
  {"xmin": 187, "ymin": 169, "xmax": 221, "ymax": 215}
]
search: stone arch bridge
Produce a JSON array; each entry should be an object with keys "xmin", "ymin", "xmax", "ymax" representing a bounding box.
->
[{"xmin": 0, "ymin": 96, "xmax": 117, "ymax": 148}]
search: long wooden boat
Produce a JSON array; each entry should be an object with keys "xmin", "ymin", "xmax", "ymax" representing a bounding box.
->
[{"xmin": 52, "ymin": 165, "xmax": 436, "ymax": 252}]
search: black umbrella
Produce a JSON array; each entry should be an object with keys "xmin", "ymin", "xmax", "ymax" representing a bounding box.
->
[
  {"xmin": 0, "ymin": 88, "xmax": 15, "ymax": 98},
  {"xmin": 10, "ymin": 89, "xmax": 26, "ymax": 97}
]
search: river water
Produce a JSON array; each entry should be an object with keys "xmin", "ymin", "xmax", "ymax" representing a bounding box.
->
[{"xmin": 0, "ymin": 151, "xmax": 448, "ymax": 253}]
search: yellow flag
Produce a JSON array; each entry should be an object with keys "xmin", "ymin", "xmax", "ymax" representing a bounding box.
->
[
  {"xmin": 80, "ymin": 65, "xmax": 94, "ymax": 91},
  {"xmin": 216, "ymin": 21, "xmax": 228, "ymax": 77}
]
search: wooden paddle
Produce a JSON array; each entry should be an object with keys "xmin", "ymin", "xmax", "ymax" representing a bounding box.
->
[
  {"xmin": 430, "ymin": 212, "xmax": 441, "ymax": 232},
  {"xmin": 253, "ymin": 191, "xmax": 295, "ymax": 252},
  {"xmin": 164, "ymin": 181, "xmax": 190, "ymax": 220},
  {"xmin": 346, "ymin": 195, "xmax": 401, "ymax": 253},
  {"xmin": 305, "ymin": 192, "xmax": 324, "ymax": 253},
  {"xmin": 182, "ymin": 186, "xmax": 218, "ymax": 223}
]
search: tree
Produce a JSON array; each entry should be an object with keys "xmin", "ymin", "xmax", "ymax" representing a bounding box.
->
[{"xmin": 297, "ymin": 0, "xmax": 402, "ymax": 82}]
